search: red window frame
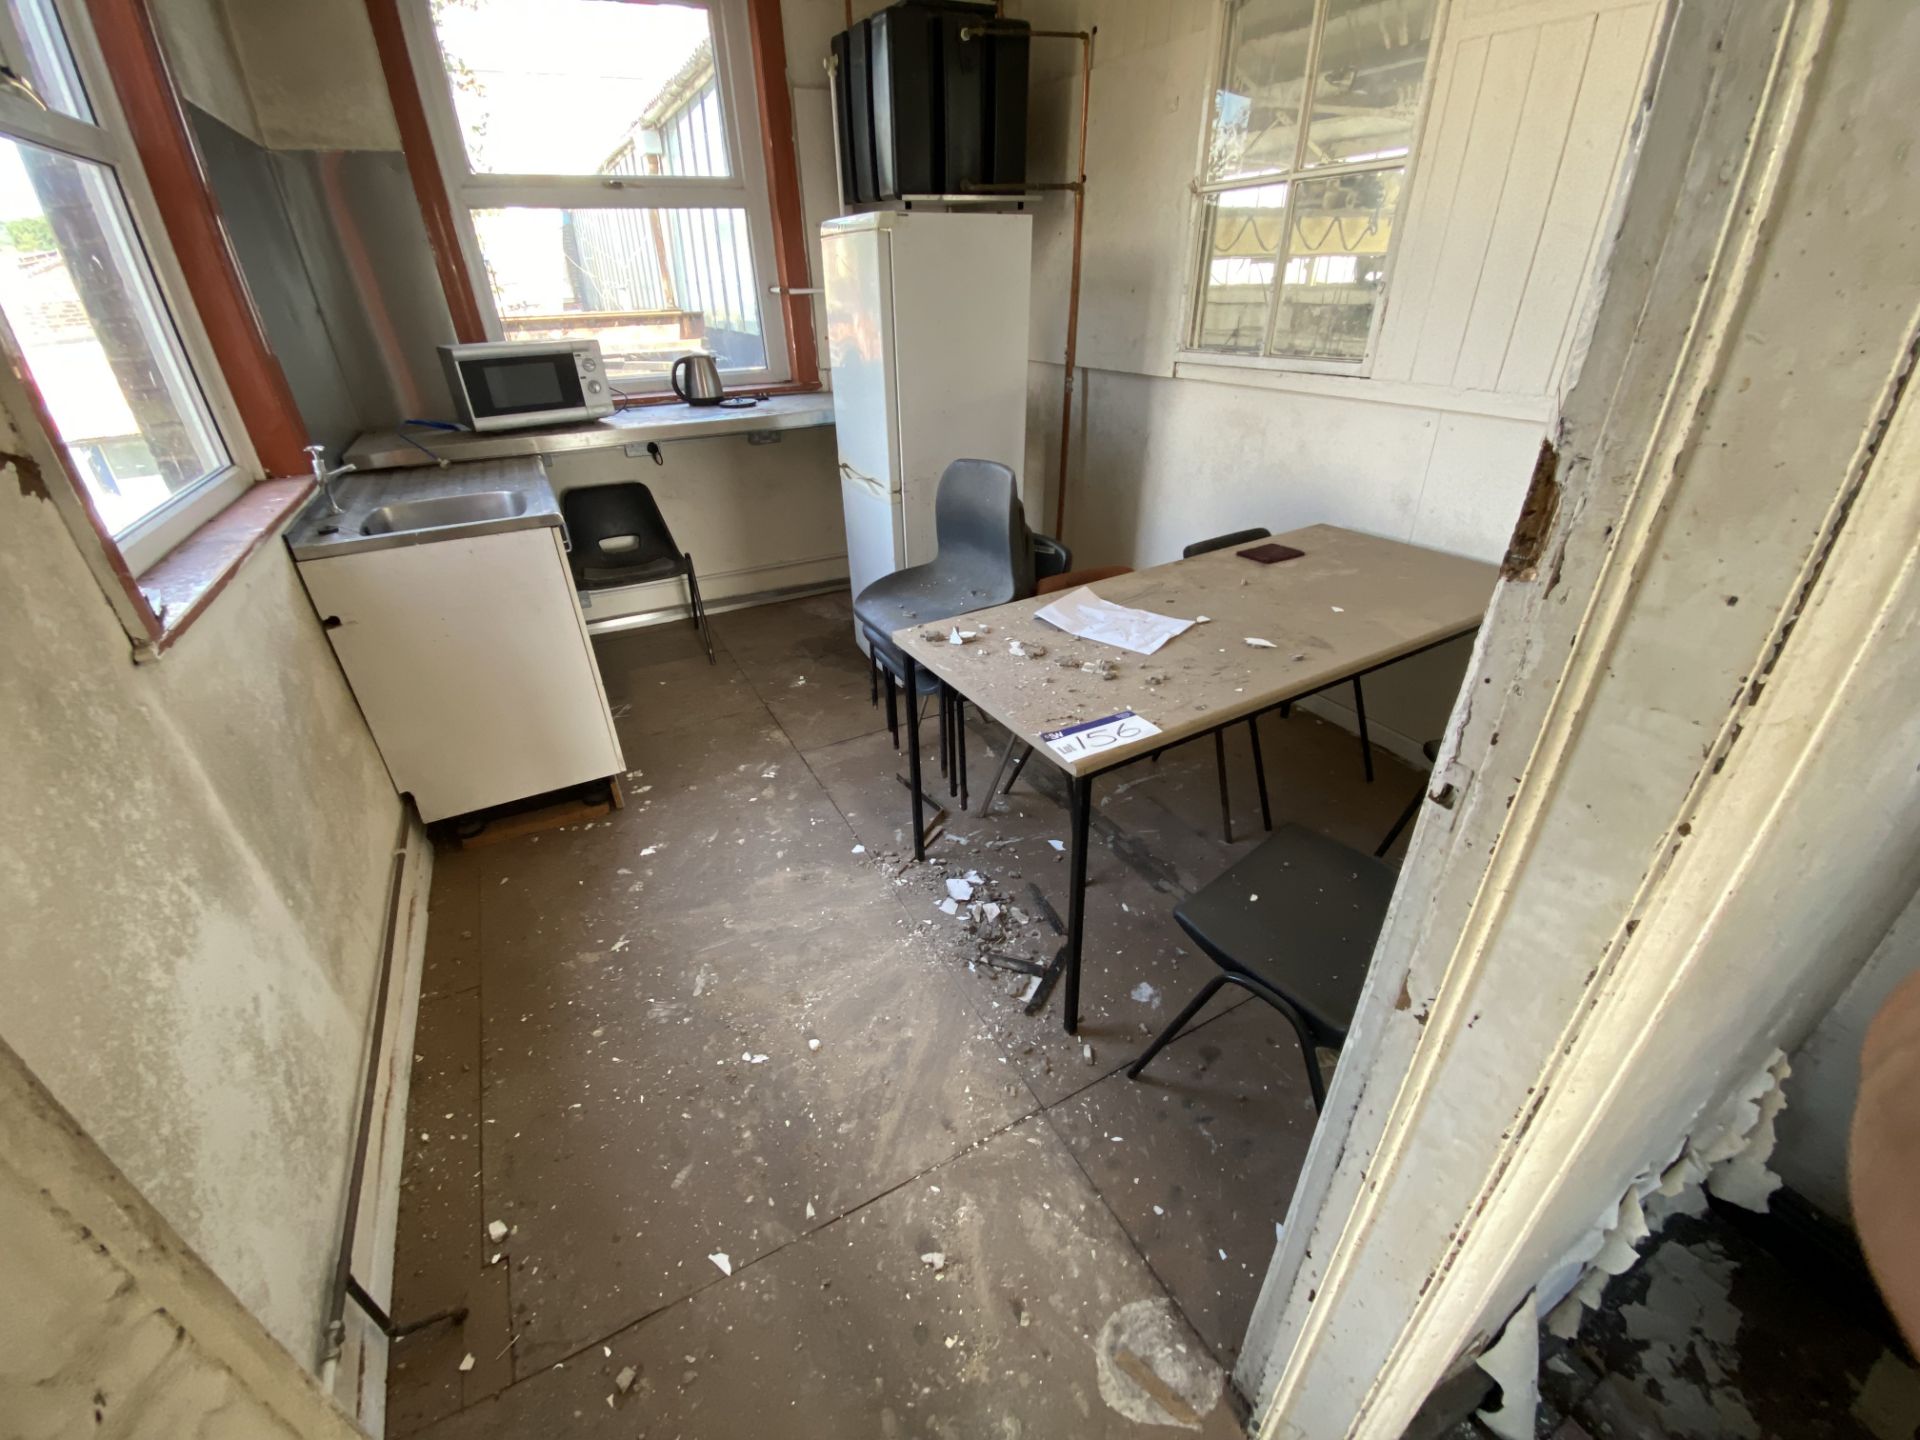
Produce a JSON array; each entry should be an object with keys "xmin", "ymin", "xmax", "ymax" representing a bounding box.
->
[
  {"xmin": 4, "ymin": 0, "xmax": 314, "ymax": 655},
  {"xmin": 363, "ymin": 0, "xmax": 820, "ymax": 398}
]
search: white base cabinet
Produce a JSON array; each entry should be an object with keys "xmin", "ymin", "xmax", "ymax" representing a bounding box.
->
[{"xmin": 298, "ymin": 526, "xmax": 624, "ymax": 823}]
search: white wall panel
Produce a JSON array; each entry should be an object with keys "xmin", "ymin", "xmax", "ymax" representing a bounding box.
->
[
  {"xmin": 1381, "ymin": 1, "xmax": 1660, "ymax": 395},
  {"xmin": 1501, "ymin": 3, "xmax": 1662, "ymax": 393},
  {"xmin": 1409, "ymin": 411, "xmax": 1547, "ymax": 559},
  {"xmin": 1450, "ymin": 15, "xmax": 1595, "ymax": 390},
  {"xmin": 1410, "ymin": 26, "xmax": 1542, "ymax": 386}
]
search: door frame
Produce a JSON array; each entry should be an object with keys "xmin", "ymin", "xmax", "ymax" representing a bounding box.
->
[{"xmin": 1238, "ymin": 0, "xmax": 1920, "ymax": 1432}]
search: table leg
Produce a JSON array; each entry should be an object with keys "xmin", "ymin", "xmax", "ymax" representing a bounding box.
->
[
  {"xmin": 938, "ymin": 682, "xmax": 951, "ymax": 781},
  {"xmin": 904, "ymin": 653, "xmax": 925, "ymax": 862},
  {"xmin": 1063, "ymin": 771, "xmax": 1093, "ymax": 1034},
  {"xmin": 956, "ymin": 696, "xmax": 969, "ymax": 811},
  {"xmin": 1353, "ymin": 676, "xmax": 1375, "ymax": 783}
]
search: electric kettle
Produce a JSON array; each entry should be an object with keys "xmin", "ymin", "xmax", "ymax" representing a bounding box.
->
[{"xmin": 670, "ymin": 352, "xmax": 726, "ymax": 406}]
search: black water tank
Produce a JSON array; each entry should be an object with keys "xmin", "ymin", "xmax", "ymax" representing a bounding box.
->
[{"xmin": 832, "ymin": 0, "xmax": 1029, "ymax": 204}]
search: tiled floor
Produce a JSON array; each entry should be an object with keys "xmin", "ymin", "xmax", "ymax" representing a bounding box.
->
[{"xmin": 386, "ymin": 590, "xmax": 1426, "ymax": 1438}]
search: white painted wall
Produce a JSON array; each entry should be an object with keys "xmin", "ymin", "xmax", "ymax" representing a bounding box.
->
[
  {"xmin": 1773, "ymin": 887, "xmax": 1920, "ymax": 1225},
  {"xmin": 149, "ymin": 0, "xmax": 262, "ymax": 143},
  {"xmin": 2, "ymin": 1038, "xmax": 365, "ymax": 1440},
  {"xmin": 547, "ymin": 427, "xmax": 849, "ymax": 624},
  {"xmin": 215, "ymin": 0, "xmax": 402, "ymax": 151},
  {"xmin": 0, "ymin": 396, "xmax": 405, "ymax": 1368},
  {"xmin": 1007, "ymin": 0, "xmax": 1657, "ymax": 551}
]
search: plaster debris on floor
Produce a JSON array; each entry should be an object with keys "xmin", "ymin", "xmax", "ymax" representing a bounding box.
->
[{"xmin": 385, "ymin": 593, "xmax": 1429, "ymax": 1438}]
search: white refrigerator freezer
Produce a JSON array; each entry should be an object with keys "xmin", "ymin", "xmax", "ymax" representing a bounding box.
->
[{"xmin": 821, "ymin": 210, "xmax": 1033, "ymax": 649}]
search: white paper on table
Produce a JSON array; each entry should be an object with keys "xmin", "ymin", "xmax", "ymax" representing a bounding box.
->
[{"xmin": 1031, "ymin": 587, "xmax": 1195, "ymax": 656}]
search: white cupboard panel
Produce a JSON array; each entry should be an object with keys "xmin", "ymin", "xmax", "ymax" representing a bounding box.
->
[{"xmin": 299, "ymin": 528, "xmax": 624, "ymax": 823}]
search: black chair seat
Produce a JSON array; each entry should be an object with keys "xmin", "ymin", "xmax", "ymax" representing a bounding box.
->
[
  {"xmin": 561, "ymin": 481, "xmax": 714, "ymax": 662},
  {"xmin": 577, "ymin": 550, "xmax": 686, "ymax": 586},
  {"xmin": 1131, "ymin": 823, "xmax": 1398, "ymax": 1110},
  {"xmin": 1172, "ymin": 824, "xmax": 1397, "ymax": 1044}
]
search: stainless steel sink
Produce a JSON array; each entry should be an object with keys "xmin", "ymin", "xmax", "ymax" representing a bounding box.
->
[{"xmin": 360, "ymin": 490, "xmax": 528, "ymax": 536}]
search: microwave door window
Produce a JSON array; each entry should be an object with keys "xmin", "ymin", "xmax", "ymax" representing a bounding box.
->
[{"xmin": 472, "ymin": 356, "xmax": 584, "ymax": 416}]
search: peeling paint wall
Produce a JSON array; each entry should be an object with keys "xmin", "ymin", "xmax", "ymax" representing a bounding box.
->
[
  {"xmin": 0, "ymin": 393, "xmax": 403, "ymax": 1365},
  {"xmin": 3, "ymin": 1135, "xmax": 311, "ymax": 1440},
  {"xmin": 1237, "ymin": 0, "xmax": 1920, "ymax": 1429}
]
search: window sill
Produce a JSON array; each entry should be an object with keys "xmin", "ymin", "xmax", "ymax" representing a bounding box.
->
[
  {"xmin": 132, "ymin": 477, "xmax": 314, "ymax": 659},
  {"xmin": 1172, "ymin": 352, "xmax": 1555, "ymax": 424}
]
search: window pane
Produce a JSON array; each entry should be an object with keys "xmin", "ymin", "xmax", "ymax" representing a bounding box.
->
[
  {"xmin": 1193, "ymin": 182, "xmax": 1287, "ymax": 353},
  {"xmin": 1270, "ymin": 167, "xmax": 1402, "ymax": 361},
  {"xmin": 470, "ymin": 205, "xmax": 766, "ymax": 376},
  {"xmin": 431, "ymin": 0, "xmax": 729, "ymax": 178},
  {"xmin": 4, "ymin": 0, "xmax": 92, "ymax": 122},
  {"xmin": 1301, "ymin": 0, "xmax": 1438, "ymax": 169},
  {"xmin": 1206, "ymin": 0, "xmax": 1315, "ymax": 183},
  {"xmin": 0, "ymin": 138, "xmax": 226, "ymax": 534}
]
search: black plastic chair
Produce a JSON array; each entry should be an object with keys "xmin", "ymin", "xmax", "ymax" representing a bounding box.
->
[
  {"xmin": 1184, "ymin": 526, "xmax": 1376, "ymax": 785},
  {"xmin": 853, "ymin": 460, "xmax": 1034, "ymax": 787},
  {"xmin": 1127, "ymin": 822, "xmax": 1400, "ymax": 1111},
  {"xmin": 562, "ymin": 482, "xmax": 714, "ymax": 663},
  {"xmin": 1032, "ymin": 532, "xmax": 1072, "ymax": 586}
]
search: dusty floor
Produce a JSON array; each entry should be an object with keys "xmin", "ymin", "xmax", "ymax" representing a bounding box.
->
[{"xmin": 385, "ymin": 590, "xmax": 1428, "ymax": 1438}]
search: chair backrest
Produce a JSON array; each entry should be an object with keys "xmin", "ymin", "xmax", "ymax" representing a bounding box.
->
[
  {"xmin": 561, "ymin": 482, "xmax": 679, "ymax": 575},
  {"xmin": 934, "ymin": 458, "xmax": 1035, "ymax": 602},
  {"xmin": 1183, "ymin": 526, "xmax": 1271, "ymax": 559}
]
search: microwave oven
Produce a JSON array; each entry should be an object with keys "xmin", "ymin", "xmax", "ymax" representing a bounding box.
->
[{"xmin": 439, "ymin": 340, "xmax": 616, "ymax": 432}]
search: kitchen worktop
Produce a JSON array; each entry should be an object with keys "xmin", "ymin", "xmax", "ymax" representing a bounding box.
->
[
  {"xmin": 284, "ymin": 456, "xmax": 559, "ymax": 561},
  {"xmin": 343, "ymin": 391, "xmax": 837, "ymax": 471}
]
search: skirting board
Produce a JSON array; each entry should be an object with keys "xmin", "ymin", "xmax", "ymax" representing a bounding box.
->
[
  {"xmin": 321, "ymin": 815, "xmax": 434, "ymax": 1437},
  {"xmin": 577, "ymin": 553, "xmax": 848, "ymax": 629},
  {"xmin": 585, "ymin": 573, "xmax": 851, "ymax": 636}
]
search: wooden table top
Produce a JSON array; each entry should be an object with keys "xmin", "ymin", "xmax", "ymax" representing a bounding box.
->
[{"xmin": 892, "ymin": 524, "xmax": 1498, "ymax": 776}]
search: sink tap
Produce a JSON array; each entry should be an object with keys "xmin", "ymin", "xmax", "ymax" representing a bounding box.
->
[{"xmin": 305, "ymin": 443, "xmax": 355, "ymax": 515}]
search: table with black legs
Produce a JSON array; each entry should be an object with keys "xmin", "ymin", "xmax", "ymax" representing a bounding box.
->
[{"xmin": 890, "ymin": 524, "xmax": 1498, "ymax": 1034}]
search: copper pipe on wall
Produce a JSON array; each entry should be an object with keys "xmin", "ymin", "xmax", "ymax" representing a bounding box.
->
[
  {"xmin": 959, "ymin": 23, "xmax": 1094, "ymax": 541},
  {"xmin": 1057, "ymin": 25, "xmax": 1092, "ymax": 541}
]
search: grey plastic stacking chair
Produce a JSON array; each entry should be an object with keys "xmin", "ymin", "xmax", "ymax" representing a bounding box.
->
[{"xmin": 854, "ymin": 460, "xmax": 1033, "ymax": 788}]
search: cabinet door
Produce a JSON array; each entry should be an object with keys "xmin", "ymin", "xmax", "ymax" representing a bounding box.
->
[{"xmin": 299, "ymin": 528, "xmax": 624, "ymax": 822}]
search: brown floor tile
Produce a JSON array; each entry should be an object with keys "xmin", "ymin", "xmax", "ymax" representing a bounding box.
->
[
  {"xmin": 392, "ymin": 589, "xmax": 1419, "ymax": 1435},
  {"xmin": 411, "ymin": 1116, "xmax": 1242, "ymax": 1440},
  {"xmin": 421, "ymin": 847, "xmax": 483, "ymax": 999},
  {"xmin": 595, "ymin": 621, "xmax": 768, "ymax": 746},
  {"xmin": 477, "ymin": 899, "xmax": 1038, "ymax": 1374},
  {"xmin": 1047, "ymin": 1001, "xmax": 1321, "ymax": 1369},
  {"xmin": 388, "ymin": 989, "xmax": 492, "ymax": 1435}
]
